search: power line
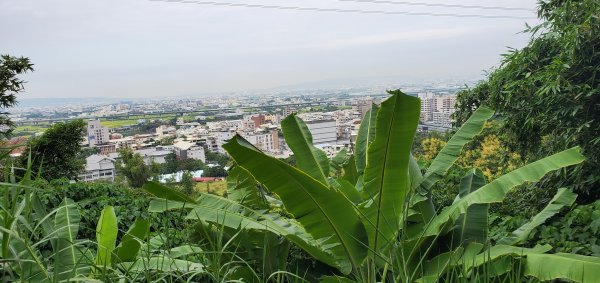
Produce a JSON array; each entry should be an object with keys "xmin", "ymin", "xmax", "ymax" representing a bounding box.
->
[
  {"xmin": 336, "ymin": 0, "xmax": 535, "ymax": 12},
  {"xmin": 148, "ymin": 0, "xmax": 536, "ymax": 19}
]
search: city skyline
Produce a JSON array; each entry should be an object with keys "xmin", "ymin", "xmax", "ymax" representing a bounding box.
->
[{"xmin": 1, "ymin": 0, "xmax": 538, "ymax": 98}]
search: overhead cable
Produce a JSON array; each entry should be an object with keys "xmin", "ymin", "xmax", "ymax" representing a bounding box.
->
[
  {"xmin": 336, "ymin": 0, "xmax": 535, "ymax": 12},
  {"xmin": 148, "ymin": 0, "xmax": 536, "ymax": 19}
]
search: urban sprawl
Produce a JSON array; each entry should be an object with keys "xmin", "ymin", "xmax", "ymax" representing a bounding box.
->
[{"xmin": 9, "ymin": 85, "xmax": 461, "ymax": 183}]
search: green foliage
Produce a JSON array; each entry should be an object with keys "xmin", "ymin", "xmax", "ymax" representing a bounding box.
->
[
  {"xmin": 203, "ymin": 165, "xmax": 228, "ymax": 177},
  {"xmin": 20, "ymin": 119, "xmax": 86, "ymax": 180},
  {"xmin": 2, "ymin": 89, "xmax": 598, "ymax": 283},
  {"xmin": 204, "ymin": 148, "xmax": 230, "ymax": 166},
  {"xmin": 95, "ymin": 206, "xmax": 118, "ymax": 268},
  {"xmin": 161, "ymin": 152, "xmax": 205, "ymax": 174},
  {"xmin": 145, "ymin": 90, "xmax": 589, "ymax": 283},
  {"xmin": 180, "ymin": 171, "xmax": 195, "ymax": 195},
  {"xmin": 453, "ymin": 0, "xmax": 600, "ymax": 201},
  {"xmin": 116, "ymin": 147, "xmax": 152, "ymax": 188},
  {"xmin": 491, "ymin": 199, "xmax": 600, "ymax": 257},
  {"xmin": 32, "ymin": 179, "xmax": 189, "ymax": 245},
  {"xmin": 0, "ymin": 54, "xmax": 34, "ymax": 138}
]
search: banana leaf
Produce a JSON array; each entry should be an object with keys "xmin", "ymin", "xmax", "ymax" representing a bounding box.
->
[
  {"xmin": 421, "ymin": 106, "xmax": 494, "ymax": 190},
  {"xmin": 149, "ymin": 192, "xmax": 342, "ymax": 273},
  {"xmin": 95, "ymin": 206, "xmax": 118, "ymax": 268},
  {"xmin": 227, "ymin": 165, "xmax": 267, "ymax": 209},
  {"xmin": 422, "ymin": 147, "xmax": 584, "ymax": 238},
  {"xmin": 355, "ymin": 104, "xmax": 378, "ymax": 176},
  {"xmin": 114, "ymin": 218, "xmax": 150, "ymax": 263},
  {"xmin": 524, "ymin": 252, "xmax": 600, "ymax": 282},
  {"xmin": 282, "ymin": 114, "xmax": 330, "ymax": 185},
  {"xmin": 224, "ymin": 135, "xmax": 367, "ymax": 274},
  {"xmin": 451, "ymin": 169, "xmax": 488, "ymax": 247},
  {"xmin": 54, "ymin": 198, "xmax": 86, "ymax": 281},
  {"xmin": 499, "ymin": 187, "xmax": 577, "ymax": 245},
  {"xmin": 361, "ymin": 91, "xmax": 420, "ymax": 252}
]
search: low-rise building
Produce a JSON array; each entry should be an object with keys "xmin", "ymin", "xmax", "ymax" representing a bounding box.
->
[
  {"xmin": 136, "ymin": 146, "xmax": 173, "ymax": 164},
  {"xmin": 78, "ymin": 154, "xmax": 116, "ymax": 182},
  {"xmin": 97, "ymin": 143, "xmax": 117, "ymax": 155}
]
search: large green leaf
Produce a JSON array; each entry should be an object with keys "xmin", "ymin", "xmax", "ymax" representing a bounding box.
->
[
  {"xmin": 282, "ymin": 114, "xmax": 330, "ymax": 184},
  {"xmin": 423, "ymin": 147, "xmax": 584, "ymax": 238},
  {"xmin": 330, "ymin": 178, "xmax": 362, "ymax": 204},
  {"xmin": 113, "ymin": 218, "xmax": 150, "ymax": 263},
  {"xmin": 54, "ymin": 198, "xmax": 85, "ymax": 281},
  {"xmin": 227, "ymin": 165, "xmax": 266, "ymax": 209},
  {"xmin": 330, "ymin": 148, "xmax": 349, "ymax": 176},
  {"xmin": 421, "ymin": 106, "xmax": 494, "ymax": 190},
  {"xmin": 142, "ymin": 181, "xmax": 197, "ymax": 204},
  {"xmin": 342, "ymin": 155, "xmax": 359, "ymax": 186},
  {"xmin": 3, "ymin": 228, "xmax": 50, "ymax": 282},
  {"xmin": 95, "ymin": 206, "xmax": 118, "ymax": 268},
  {"xmin": 499, "ymin": 187, "xmax": 577, "ymax": 245},
  {"xmin": 408, "ymin": 154, "xmax": 435, "ymax": 225},
  {"xmin": 525, "ymin": 253, "xmax": 600, "ymax": 282},
  {"xmin": 469, "ymin": 244, "xmax": 551, "ymax": 270},
  {"xmin": 362, "ymin": 91, "xmax": 420, "ymax": 252},
  {"xmin": 419, "ymin": 244, "xmax": 596, "ymax": 282},
  {"xmin": 122, "ymin": 256, "xmax": 204, "ymax": 273},
  {"xmin": 223, "ymin": 135, "xmax": 367, "ymax": 274},
  {"xmin": 320, "ymin": 275, "xmax": 359, "ymax": 283},
  {"xmin": 415, "ymin": 246, "xmax": 467, "ymax": 283},
  {"xmin": 149, "ymin": 193, "xmax": 341, "ymax": 272},
  {"xmin": 355, "ymin": 104, "xmax": 378, "ymax": 175},
  {"xmin": 451, "ymin": 169, "xmax": 488, "ymax": 247}
]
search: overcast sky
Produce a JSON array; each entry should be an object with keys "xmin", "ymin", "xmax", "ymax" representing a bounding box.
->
[{"xmin": 1, "ymin": 0, "xmax": 539, "ymax": 98}]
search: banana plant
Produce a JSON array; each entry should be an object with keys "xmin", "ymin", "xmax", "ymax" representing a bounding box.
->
[{"xmin": 145, "ymin": 90, "xmax": 595, "ymax": 282}]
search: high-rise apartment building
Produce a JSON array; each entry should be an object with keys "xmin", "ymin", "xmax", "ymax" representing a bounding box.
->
[
  {"xmin": 305, "ymin": 119, "xmax": 337, "ymax": 144},
  {"xmin": 87, "ymin": 119, "xmax": 109, "ymax": 147}
]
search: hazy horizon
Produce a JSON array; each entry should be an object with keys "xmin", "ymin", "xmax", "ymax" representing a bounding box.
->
[{"xmin": 1, "ymin": 0, "xmax": 539, "ymax": 99}]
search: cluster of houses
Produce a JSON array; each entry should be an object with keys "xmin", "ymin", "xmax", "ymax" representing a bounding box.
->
[
  {"xmin": 78, "ymin": 96, "xmax": 452, "ymax": 183},
  {"xmin": 77, "ymin": 101, "xmax": 382, "ymax": 183}
]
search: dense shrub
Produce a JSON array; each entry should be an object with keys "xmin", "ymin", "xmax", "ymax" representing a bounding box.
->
[
  {"xmin": 491, "ymin": 200, "xmax": 600, "ymax": 256},
  {"xmin": 32, "ymin": 179, "xmax": 191, "ymax": 246}
]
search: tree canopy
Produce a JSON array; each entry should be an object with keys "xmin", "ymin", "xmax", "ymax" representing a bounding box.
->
[
  {"xmin": 21, "ymin": 119, "xmax": 86, "ymax": 180},
  {"xmin": 454, "ymin": 0, "xmax": 600, "ymax": 202},
  {"xmin": 0, "ymin": 55, "xmax": 34, "ymax": 138},
  {"xmin": 116, "ymin": 147, "xmax": 152, "ymax": 188}
]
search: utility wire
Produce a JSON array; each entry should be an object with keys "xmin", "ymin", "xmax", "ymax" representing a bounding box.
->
[
  {"xmin": 148, "ymin": 0, "xmax": 536, "ymax": 19},
  {"xmin": 336, "ymin": 0, "xmax": 535, "ymax": 12}
]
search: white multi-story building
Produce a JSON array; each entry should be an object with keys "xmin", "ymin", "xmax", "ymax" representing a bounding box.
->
[
  {"xmin": 420, "ymin": 98, "xmax": 436, "ymax": 122},
  {"xmin": 240, "ymin": 130, "xmax": 279, "ymax": 153},
  {"xmin": 417, "ymin": 94, "xmax": 456, "ymax": 123},
  {"xmin": 78, "ymin": 154, "xmax": 116, "ymax": 182},
  {"xmin": 173, "ymin": 141, "xmax": 207, "ymax": 162},
  {"xmin": 187, "ymin": 146, "xmax": 206, "ymax": 162},
  {"xmin": 213, "ymin": 131, "xmax": 235, "ymax": 154},
  {"xmin": 432, "ymin": 110, "xmax": 454, "ymax": 127},
  {"xmin": 87, "ymin": 119, "xmax": 109, "ymax": 147},
  {"xmin": 305, "ymin": 119, "xmax": 337, "ymax": 144},
  {"xmin": 437, "ymin": 95, "xmax": 456, "ymax": 111},
  {"xmin": 156, "ymin": 125, "xmax": 176, "ymax": 138}
]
